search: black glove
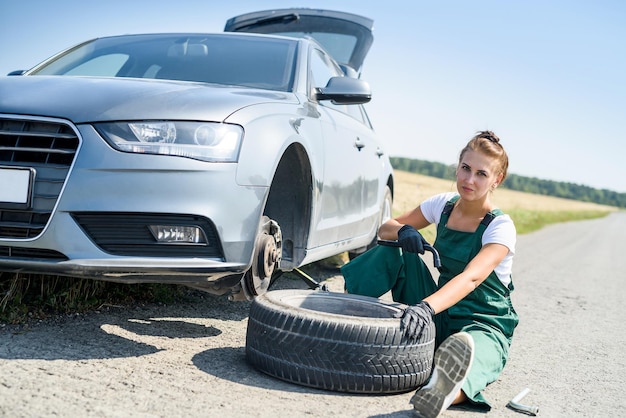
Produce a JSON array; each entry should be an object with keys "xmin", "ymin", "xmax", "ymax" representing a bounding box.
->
[
  {"xmin": 396, "ymin": 301, "xmax": 435, "ymax": 342},
  {"xmin": 397, "ymin": 224, "xmax": 427, "ymax": 255}
]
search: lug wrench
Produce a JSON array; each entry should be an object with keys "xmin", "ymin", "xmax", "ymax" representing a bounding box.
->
[
  {"xmin": 377, "ymin": 240, "xmax": 441, "ymax": 271},
  {"xmin": 507, "ymin": 387, "xmax": 539, "ymax": 415}
]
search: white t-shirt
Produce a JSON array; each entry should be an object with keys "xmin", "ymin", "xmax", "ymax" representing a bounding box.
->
[{"xmin": 420, "ymin": 192, "xmax": 516, "ymax": 287}]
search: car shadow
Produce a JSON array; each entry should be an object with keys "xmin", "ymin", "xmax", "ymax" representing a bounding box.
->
[
  {"xmin": 0, "ymin": 272, "xmax": 418, "ymax": 417},
  {"xmin": 0, "ymin": 268, "xmax": 356, "ymax": 390},
  {"xmin": 0, "ymin": 291, "xmax": 246, "ymax": 361},
  {"xmin": 0, "ymin": 270, "xmax": 325, "ymax": 363},
  {"xmin": 0, "ymin": 315, "xmax": 223, "ymax": 361}
]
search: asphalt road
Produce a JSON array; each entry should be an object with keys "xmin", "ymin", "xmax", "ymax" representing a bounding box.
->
[{"xmin": 1, "ymin": 212, "xmax": 624, "ymax": 417}]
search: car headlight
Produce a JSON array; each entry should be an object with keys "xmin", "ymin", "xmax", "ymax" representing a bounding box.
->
[{"xmin": 95, "ymin": 121, "xmax": 243, "ymax": 162}]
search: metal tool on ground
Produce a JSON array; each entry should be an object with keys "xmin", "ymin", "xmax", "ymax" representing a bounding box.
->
[
  {"xmin": 291, "ymin": 267, "xmax": 329, "ymax": 291},
  {"xmin": 507, "ymin": 387, "xmax": 539, "ymax": 415}
]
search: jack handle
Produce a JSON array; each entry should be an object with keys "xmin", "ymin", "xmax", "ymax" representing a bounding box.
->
[{"xmin": 377, "ymin": 239, "xmax": 441, "ymax": 270}]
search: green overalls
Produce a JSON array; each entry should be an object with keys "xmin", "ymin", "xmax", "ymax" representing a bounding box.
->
[{"xmin": 341, "ymin": 196, "xmax": 519, "ymax": 409}]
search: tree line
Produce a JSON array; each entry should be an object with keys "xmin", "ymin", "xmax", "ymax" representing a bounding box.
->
[{"xmin": 390, "ymin": 157, "xmax": 626, "ymax": 209}]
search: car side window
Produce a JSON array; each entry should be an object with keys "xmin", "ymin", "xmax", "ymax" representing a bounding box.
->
[
  {"xmin": 309, "ymin": 49, "xmax": 341, "ymax": 92},
  {"xmin": 309, "ymin": 49, "xmax": 367, "ymax": 125}
]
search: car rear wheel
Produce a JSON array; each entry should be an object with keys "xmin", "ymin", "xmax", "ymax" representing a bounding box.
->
[{"xmin": 246, "ymin": 289, "xmax": 435, "ymax": 394}]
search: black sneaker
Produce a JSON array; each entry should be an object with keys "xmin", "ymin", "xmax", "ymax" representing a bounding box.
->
[{"xmin": 410, "ymin": 332, "xmax": 475, "ymax": 418}]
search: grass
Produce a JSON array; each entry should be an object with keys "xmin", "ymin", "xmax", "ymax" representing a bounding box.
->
[
  {"xmin": 507, "ymin": 209, "xmax": 610, "ymax": 234},
  {"xmin": 0, "ymin": 170, "xmax": 618, "ymax": 325},
  {"xmin": 0, "ymin": 274, "xmax": 193, "ymax": 325}
]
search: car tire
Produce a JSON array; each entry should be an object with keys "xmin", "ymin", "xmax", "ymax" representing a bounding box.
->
[{"xmin": 245, "ymin": 289, "xmax": 435, "ymax": 394}]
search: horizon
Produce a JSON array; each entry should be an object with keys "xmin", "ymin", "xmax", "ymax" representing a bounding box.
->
[{"xmin": 389, "ymin": 156, "xmax": 624, "ymax": 194}]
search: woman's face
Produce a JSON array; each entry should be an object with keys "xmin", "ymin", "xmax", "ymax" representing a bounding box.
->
[{"xmin": 456, "ymin": 149, "xmax": 503, "ymax": 202}]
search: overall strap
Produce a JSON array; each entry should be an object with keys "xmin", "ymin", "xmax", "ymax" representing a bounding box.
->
[
  {"xmin": 473, "ymin": 208, "xmax": 503, "ymax": 256},
  {"xmin": 438, "ymin": 196, "xmax": 459, "ymax": 237},
  {"xmin": 479, "ymin": 208, "xmax": 503, "ymax": 228},
  {"xmin": 480, "ymin": 212, "xmax": 496, "ymax": 227},
  {"xmin": 441, "ymin": 195, "xmax": 459, "ymax": 219}
]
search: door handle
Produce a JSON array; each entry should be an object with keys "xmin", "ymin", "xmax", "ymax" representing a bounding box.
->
[{"xmin": 354, "ymin": 137, "xmax": 365, "ymax": 151}]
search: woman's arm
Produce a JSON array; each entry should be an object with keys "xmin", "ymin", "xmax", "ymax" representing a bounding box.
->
[
  {"xmin": 424, "ymin": 242, "xmax": 509, "ymax": 314},
  {"xmin": 378, "ymin": 205, "xmax": 431, "ymax": 240}
]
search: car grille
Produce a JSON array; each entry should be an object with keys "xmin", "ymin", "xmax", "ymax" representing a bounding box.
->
[
  {"xmin": 0, "ymin": 246, "xmax": 68, "ymax": 260},
  {"xmin": 0, "ymin": 116, "xmax": 79, "ymax": 239},
  {"xmin": 72, "ymin": 213, "xmax": 224, "ymax": 258}
]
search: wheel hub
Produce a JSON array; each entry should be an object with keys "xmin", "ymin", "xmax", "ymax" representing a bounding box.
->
[
  {"xmin": 243, "ymin": 216, "xmax": 282, "ymax": 299},
  {"xmin": 258, "ymin": 234, "xmax": 278, "ymax": 279}
]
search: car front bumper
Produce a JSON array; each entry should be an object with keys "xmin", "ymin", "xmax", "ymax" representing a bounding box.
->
[{"xmin": 0, "ymin": 116, "xmax": 266, "ymax": 286}]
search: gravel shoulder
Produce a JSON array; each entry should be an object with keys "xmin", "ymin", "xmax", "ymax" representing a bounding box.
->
[{"xmin": 1, "ymin": 212, "xmax": 624, "ymax": 417}]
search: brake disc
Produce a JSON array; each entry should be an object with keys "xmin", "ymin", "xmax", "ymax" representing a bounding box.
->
[{"xmin": 243, "ymin": 216, "xmax": 282, "ymax": 298}]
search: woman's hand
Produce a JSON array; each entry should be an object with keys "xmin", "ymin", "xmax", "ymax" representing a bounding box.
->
[
  {"xmin": 396, "ymin": 301, "xmax": 435, "ymax": 342},
  {"xmin": 397, "ymin": 224, "xmax": 428, "ymax": 254}
]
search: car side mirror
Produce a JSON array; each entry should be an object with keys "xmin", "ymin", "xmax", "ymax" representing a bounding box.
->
[
  {"xmin": 338, "ymin": 64, "xmax": 359, "ymax": 78},
  {"xmin": 315, "ymin": 77, "xmax": 371, "ymax": 105}
]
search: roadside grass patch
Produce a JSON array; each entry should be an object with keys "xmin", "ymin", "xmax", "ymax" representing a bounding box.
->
[{"xmin": 0, "ymin": 274, "xmax": 192, "ymax": 324}]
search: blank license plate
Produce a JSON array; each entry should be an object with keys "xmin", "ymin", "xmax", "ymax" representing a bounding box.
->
[{"xmin": 0, "ymin": 167, "xmax": 33, "ymax": 204}]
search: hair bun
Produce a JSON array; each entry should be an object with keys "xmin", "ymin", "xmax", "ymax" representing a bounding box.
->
[{"xmin": 477, "ymin": 130, "xmax": 500, "ymax": 144}]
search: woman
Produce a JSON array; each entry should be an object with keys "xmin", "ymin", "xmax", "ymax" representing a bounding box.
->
[{"xmin": 344, "ymin": 131, "xmax": 518, "ymax": 417}]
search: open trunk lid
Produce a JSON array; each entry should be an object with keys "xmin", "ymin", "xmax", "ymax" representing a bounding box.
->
[{"xmin": 225, "ymin": 8, "xmax": 373, "ymax": 73}]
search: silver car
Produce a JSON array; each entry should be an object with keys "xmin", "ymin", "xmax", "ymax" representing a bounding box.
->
[{"xmin": 0, "ymin": 9, "xmax": 393, "ymax": 300}]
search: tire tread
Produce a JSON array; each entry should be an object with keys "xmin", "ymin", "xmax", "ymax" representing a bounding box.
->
[{"xmin": 246, "ymin": 290, "xmax": 435, "ymax": 393}]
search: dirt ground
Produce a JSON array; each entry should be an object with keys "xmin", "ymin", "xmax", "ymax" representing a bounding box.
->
[{"xmin": 1, "ymin": 212, "xmax": 624, "ymax": 417}]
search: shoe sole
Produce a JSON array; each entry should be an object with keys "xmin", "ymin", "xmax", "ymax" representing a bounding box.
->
[{"xmin": 410, "ymin": 332, "xmax": 475, "ymax": 418}]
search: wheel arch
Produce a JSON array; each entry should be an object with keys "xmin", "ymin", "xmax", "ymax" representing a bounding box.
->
[
  {"xmin": 386, "ymin": 173, "xmax": 395, "ymax": 202},
  {"xmin": 264, "ymin": 142, "xmax": 313, "ymax": 270}
]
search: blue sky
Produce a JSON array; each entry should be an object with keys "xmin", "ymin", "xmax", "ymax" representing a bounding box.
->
[{"xmin": 1, "ymin": 0, "xmax": 624, "ymax": 193}]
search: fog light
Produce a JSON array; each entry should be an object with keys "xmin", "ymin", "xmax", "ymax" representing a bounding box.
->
[{"xmin": 149, "ymin": 225, "xmax": 207, "ymax": 244}]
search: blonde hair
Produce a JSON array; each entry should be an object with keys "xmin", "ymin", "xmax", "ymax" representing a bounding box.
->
[{"xmin": 459, "ymin": 131, "xmax": 509, "ymax": 182}]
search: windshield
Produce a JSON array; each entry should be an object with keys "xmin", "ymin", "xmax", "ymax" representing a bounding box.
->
[{"xmin": 29, "ymin": 34, "xmax": 298, "ymax": 92}]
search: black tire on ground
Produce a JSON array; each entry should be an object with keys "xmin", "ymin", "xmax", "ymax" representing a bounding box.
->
[{"xmin": 245, "ymin": 289, "xmax": 435, "ymax": 394}]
